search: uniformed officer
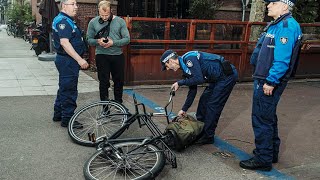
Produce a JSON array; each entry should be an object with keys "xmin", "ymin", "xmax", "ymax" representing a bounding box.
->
[
  {"xmin": 52, "ymin": 0, "xmax": 89, "ymax": 127},
  {"xmin": 160, "ymin": 50, "xmax": 238, "ymax": 145},
  {"xmin": 240, "ymin": 0, "xmax": 302, "ymax": 171}
]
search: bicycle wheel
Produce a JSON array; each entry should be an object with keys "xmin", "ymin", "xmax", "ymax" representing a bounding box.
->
[
  {"xmin": 84, "ymin": 141, "xmax": 165, "ymax": 180},
  {"xmin": 6, "ymin": 27, "xmax": 11, "ymax": 36},
  {"xmin": 68, "ymin": 101, "xmax": 129, "ymax": 147}
]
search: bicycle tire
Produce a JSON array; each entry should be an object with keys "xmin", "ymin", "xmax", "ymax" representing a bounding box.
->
[
  {"xmin": 6, "ymin": 28, "xmax": 11, "ymax": 36},
  {"xmin": 68, "ymin": 101, "xmax": 129, "ymax": 147},
  {"xmin": 34, "ymin": 48, "xmax": 42, "ymax": 56},
  {"xmin": 83, "ymin": 141, "xmax": 165, "ymax": 180}
]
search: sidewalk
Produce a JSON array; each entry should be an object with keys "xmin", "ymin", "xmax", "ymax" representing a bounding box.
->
[{"xmin": 0, "ymin": 30, "xmax": 98, "ymax": 96}]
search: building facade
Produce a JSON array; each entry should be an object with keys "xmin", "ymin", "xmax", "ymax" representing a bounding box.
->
[{"xmin": 29, "ymin": 0, "xmax": 250, "ymax": 30}]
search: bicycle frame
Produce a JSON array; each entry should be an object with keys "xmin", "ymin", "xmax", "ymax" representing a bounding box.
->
[
  {"xmin": 94, "ymin": 90, "xmax": 177, "ymax": 168},
  {"xmin": 98, "ymin": 90, "xmax": 175, "ymax": 140}
]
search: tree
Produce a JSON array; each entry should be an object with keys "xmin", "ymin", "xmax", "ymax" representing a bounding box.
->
[
  {"xmin": 248, "ymin": 0, "xmax": 266, "ymax": 40},
  {"xmin": 292, "ymin": 0, "xmax": 319, "ymax": 23},
  {"xmin": 6, "ymin": 3, "xmax": 33, "ymax": 23},
  {"xmin": 188, "ymin": 0, "xmax": 222, "ymax": 20}
]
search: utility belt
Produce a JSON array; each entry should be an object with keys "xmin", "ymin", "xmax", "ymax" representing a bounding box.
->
[
  {"xmin": 205, "ymin": 60, "xmax": 234, "ymax": 83},
  {"xmin": 220, "ymin": 60, "xmax": 234, "ymax": 76},
  {"xmin": 57, "ymin": 51, "xmax": 83, "ymax": 57},
  {"xmin": 57, "ymin": 51, "xmax": 69, "ymax": 57}
]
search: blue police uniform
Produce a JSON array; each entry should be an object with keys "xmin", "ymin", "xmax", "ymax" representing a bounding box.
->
[
  {"xmin": 249, "ymin": 13, "xmax": 302, "ymax": 165},
  {"xmin": 52, "ymin": 12, "xmax": 85, "ymax": 125},
  {"xmin": 176, "ymin": 51, "xmax": 238, "ymax": 139}
]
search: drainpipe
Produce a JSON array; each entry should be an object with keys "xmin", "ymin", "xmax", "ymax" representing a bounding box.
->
[
  {"xmin": 96, "ymin": 0, "xmax": 99, "ymax": 16},
  {"xmin": 241, "ymin": 0, "xmax": 246, "ymax": 21}
]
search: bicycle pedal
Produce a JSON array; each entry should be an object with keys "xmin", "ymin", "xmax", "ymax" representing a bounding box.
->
[{"xmin": 88, "ymin": 133, "xmax": 96, "ymax": 143}]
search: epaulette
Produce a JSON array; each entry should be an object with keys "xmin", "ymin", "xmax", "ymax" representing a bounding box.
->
[{"xmin": 283, "ymin": 18, "xmax": 288, "ymax": 28}]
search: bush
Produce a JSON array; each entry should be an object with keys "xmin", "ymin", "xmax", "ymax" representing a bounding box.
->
[
  {"xmin": 293, "ymin": 0, "xmax": 319, "ymax": 23},
  {"xmin": 6, "ymin": 3, "xmax": 34, "ymax": 24}
]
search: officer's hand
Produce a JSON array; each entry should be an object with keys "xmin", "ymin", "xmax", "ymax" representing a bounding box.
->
[
  {"xmin": 178, "ymin": 110, "xmax": 186, "ymax": 117},
  {"xmin": 171, "ymin": 82, "xmax": 179, "ymax": 91},
  {"xmin": 263, "ymin": 83, "xmax": 274, "ymax": 96},
  {"xmin": 79, "ymin": 59, "xmax": 89, "ymax": 69}
]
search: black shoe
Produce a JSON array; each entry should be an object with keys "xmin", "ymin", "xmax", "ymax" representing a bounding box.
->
[
  {"xmin": 253, "ymin": 149, "xmax": 278, "ymax": 163},
  {"xmin": 53, "ymin": 117, "xmax": 61, "ymax": 122},
  {"xmin": 61, "ymin": 121, "xmax": 68, "ymax": 127},
  {"xmin": 61, "ymin": 121, "xmax": 83, "ymax": 129},
  {"xmin": 195, "ymin": 135, "xmax": 214, "ymax": 145},
  {"xmin": 239, "ymin": 157, "xmax": 272, "ymax": 171}
]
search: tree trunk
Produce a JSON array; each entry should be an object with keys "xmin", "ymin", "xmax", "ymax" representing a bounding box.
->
[{"xmin": 249, "ymin": 0, "xmax": 266, "ymax": 41}]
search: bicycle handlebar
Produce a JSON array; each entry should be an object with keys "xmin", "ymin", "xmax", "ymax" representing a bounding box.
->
[
  {"xmin": 165, "ymin": 89, "xmax": 175, "ymax": 109},
  {"xmin": 149, "ymin": 89, "xmax": 175, "ymax": 123}
]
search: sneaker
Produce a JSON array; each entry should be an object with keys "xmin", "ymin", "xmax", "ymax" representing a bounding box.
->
[{"xmin": 239, "ymin": 157, "xmax": 272, "ymax": 171}]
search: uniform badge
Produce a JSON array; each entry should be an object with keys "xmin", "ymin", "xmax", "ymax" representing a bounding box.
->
[
  {"xmin": 59, "ymin": 24, "xmax": 66, "ymax": 30},
  {"xmin": 186, "ymin": 60, "xmax": 193, "ymax": 67},
  {"xmin": 280, "ymin": 37, "xmax": 288, "ymax": 44}
]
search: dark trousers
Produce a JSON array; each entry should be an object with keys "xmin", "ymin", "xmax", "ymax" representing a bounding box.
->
[
  {"xmin": 96, "ymin": 54, "xmax": 125, "ymax": 103},
  {"xmin": 252, "ymin": 79, "xmax": 287, "ymax": 164},
  {"xmin": 196, "ymin": 71, "xmax": 238, "ymax": 138},
  {"xmin": 54, "ymin": 55, "xmax": 80, "ymax": 123}
]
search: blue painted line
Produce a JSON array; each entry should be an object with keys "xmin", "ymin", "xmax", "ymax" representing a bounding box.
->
[
  {"xmin": 124, "ymin": 89, "xmax": 294, "ymax": 180},
  {"xmin": 215, "ymin": 137, "xmax": 294, "ymax": 179}
]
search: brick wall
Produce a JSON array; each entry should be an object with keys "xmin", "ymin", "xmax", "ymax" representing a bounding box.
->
[
  {"xmin": 76, "ymin": 3, "xmax": 119, "ymax": 31},
  {"xmin": 214, "ymin": 0, "xmax": 250, "ymax": 21},
  {"xmin": 76, "ymin": 3, "xmax": 97, "ymax": 31}
]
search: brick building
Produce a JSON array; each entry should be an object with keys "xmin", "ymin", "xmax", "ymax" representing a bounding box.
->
[{"xmin": 31, "ymin": 0, "xmax": 250, "ymax": 30}]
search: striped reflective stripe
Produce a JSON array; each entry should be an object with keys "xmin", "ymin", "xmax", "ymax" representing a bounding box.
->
[
  {"xmin": 280, "ymin": 0, "xmax": 294, "ymax": 7},
  {"xmin": 162, "ymin": 52, "xmax": 176, "ymax": 63}
]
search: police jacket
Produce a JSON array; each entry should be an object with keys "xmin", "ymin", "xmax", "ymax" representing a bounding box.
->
[
  {"xmin": 250, "ymin": 13, "xmax": 302, "ymax": 86},
  {"xmin": 177, "ymin": 51, "xmax": 235, "ymax": 111},
  {"xmin": 52, "ymin": 12, "xmax": 85, "ymax": 56}
]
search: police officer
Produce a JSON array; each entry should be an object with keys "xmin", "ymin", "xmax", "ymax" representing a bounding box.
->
[
  {"xmin": 52, "ymin": 0, "xmax": 89, "ymax": 127},
  {"xmin": 240, "ymin": 0, "xmax": 302, "ymax": 171},
  {"xmin": 160, "ymin": 50, "xmax": 238, "ymax": 144}
]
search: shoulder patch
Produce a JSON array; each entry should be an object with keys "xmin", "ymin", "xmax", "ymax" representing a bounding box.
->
[
  {"xmin": 280, "ymin": 37, "xmax": 288, "ymax": 44},
  {"xmin": 59, "ymin": 24, "xmax": 66, "ymax": 30},
  {"xmin": 186, "ymin": 60, "xmax": 193, "ymax": 67}
]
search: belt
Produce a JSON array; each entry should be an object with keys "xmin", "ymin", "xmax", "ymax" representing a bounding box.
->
[{"xmin": 57, "ymin": 52, "xmax": 68, "ymax": 56}]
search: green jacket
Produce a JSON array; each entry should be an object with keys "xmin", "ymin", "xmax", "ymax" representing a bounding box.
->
[{"xmin": 87, "ymin": 16, "xmax": 130, "ymax": 55}]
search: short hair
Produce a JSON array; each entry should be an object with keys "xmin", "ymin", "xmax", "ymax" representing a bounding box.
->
[
  {"xmin": 98, "ymin": 0, "xmax": 111, "ymax": 9},
  {"xmin": 60, "ymin": 0, "xmax": 68, "ymax": 7}
]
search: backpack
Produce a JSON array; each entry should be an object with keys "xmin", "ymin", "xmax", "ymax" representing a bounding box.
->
[{"xmin": 165, "ymin": 115, "xmax": 204, "ymax": 151}]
